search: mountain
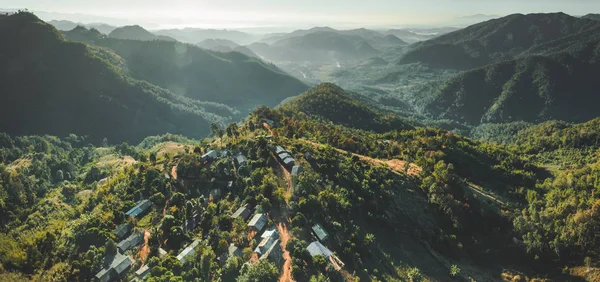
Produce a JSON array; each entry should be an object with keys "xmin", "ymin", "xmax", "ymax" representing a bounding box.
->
[
  {"xmin": 48, "ymin": 19, "xmax": 116, "ymax": 34},
  {"xmin": 62, "ymin": 25, "xmax": 105, "ymax": 42},
  {"xmin": 108, "ymin": 25, "xmax": 176, "ymax": 41},
  {"xmin": 0, "ymin": 12, "xmax": 237, "ymax": 143},
  {"xmin": 248, "ymin": 31, "xmax": 381, "ymax": 62},
  {"xmin": 63, "ymin": 27, "xmax": 309, "ymax": 114},
  {"xmin": 399, "ymin": 13, "xmax": 600, "ymax": 69},
  {"xmin": 279, "ymin": 83, "xmax": 413, "ymax": 132},
  {"xmin": 582, "ymin": 13, "xmax": 600, "ymax": 21},
  {"xmin": 384, "ymin": 27, "xmax": 459, "ymax": 43},
  {"xmin": 196, "ymin": 38, "xmax": 240, "ymax": 50},
  {"xmin": 413, "ymin": 38, "xmax": 600, "ymax": 125},
  {"xmin": 154, "ymin": 28, "xmax": 256, "ymax": 44}
]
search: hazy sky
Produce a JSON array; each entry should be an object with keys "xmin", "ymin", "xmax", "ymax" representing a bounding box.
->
[{"xmin": 3, "ymin": 0, "xmax": 600, "ymax": 29}]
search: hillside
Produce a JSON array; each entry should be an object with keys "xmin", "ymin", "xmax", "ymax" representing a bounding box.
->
[
  {"xmin": 63, "ymin": 27, "xmax": 309, "ymax": 114},
  {"xmin": 583, "ymin": 14, "xmax": 600, "ymax": 21},
  {"xmin": 196, "ymin": 38, "xmax": 239, "ymax": 50},
  {"xmin": 249, "ymin": 31, "xmax": 381, "ymax": 62},
  {"xmin": 154, "ymin": 28, "xmax": 256, "ymax": 44},
  {"xmin": 399, "ymin": 13, "xmax": 600, "ymax": 69},
  {"xmin": 278, "ymin": 83, "xmax": 413, "ymax": 132},
  {"xmin": 49, "ymin": 19, "xmax": 116, "ymax": 34},
  {"xmin": 410, "ymin": 38, "xmax": 600, "ymax": 125},
  {"xmin": 108, "ymin": 25, "xmax": 176, "ymax": 41},
  {"xmin": 0, "ymin": 12, "xmax": 234, "ymax": 143}
]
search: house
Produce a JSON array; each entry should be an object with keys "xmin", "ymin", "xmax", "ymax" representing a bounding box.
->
[
  {"xmin": 125, "ymin": 200, "xmax": 152, "ymax": 218},
  {"xmin": 158, "ymin": 248, "xmax": 168, "ymax": 257},
  {"xmin": 201, "ymin": 150, "xmax": 218, "ymax": 162},
  {"xmin": 177, "ymin": 239, "xmax": 201, "ymax": 263},
  {"xmin": 312, "ymin": 224, "xmax": 329, "ymax": 241},
  {"xmin": 227, "ymin": 181, "xmax": 234, "ymax": 189},
  {"xmin": 275, "ymin": 146, "xmax": 287, "ymax": 154},
  {"xmin": 282, "ymin": 157, "xmax": 295, "ymax": 169},
  {"xmin": 248, "ymin": 214, "xmax": 268, "ymax": 231},
  {"xmin": 135, "ymin": 265, "xmax": 151, "ymax": 280},
  {"xmin": 307, "ymin": 241, "xmax": 333, "ymax": 258},
  {"xmin": 95, "ymin": 253, "xmax": 134, "ymax": 282},
  {"xmin": 234, "ymin": 154, "xmax": 248, "ymax": 167},
  {"xmin": 259, "ymin": 239, "xmax": 283, "ymax": 265},
  {"xmin": 291, "ymin": 165, "xmax": 303, "ymax": 176},
  {"xmin": 231, "ymin": 206, "xmax": 251, "ymax": 221},
  {"xmin": 117, "ymin": 232, "xmax": 144, "ymax": 253},
  {"xmin": 277, "ymin": 152, "xmax": 291, "ymax": 160},
  {"xmin": 228, "ymin": 243, "xmax": 243, "ymax": 258},
  {"xmin": 113, "ymin": 223, "xmax": 132, "ymax": 240},
  {"xmin": 255, "ymin": 228, "xmax": 279, "ymax": 255}
]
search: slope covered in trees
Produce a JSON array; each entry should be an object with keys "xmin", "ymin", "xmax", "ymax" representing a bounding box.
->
[
  {"xmin": 0, "ymin": 12, "xmax": 235, "ymax": 143},
  {"xmin": 399, "ymin": 13, "xmax": 600, "ymax": 69},
  {"xmin": 63, "ymin": 26, "xmax": 309, "ymax": 114},
  {"xmin": 411, "ymin": 38, "xmax": 600, "ymax": 125}
]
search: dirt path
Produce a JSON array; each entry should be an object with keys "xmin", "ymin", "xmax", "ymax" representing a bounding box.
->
[
  {"xmin": 139, "ymin": 229, "xmax": 151, "ymax": 263},
  {"xmin": 276, "ymin": 221, "xmax": 293, "ymax": 282},
  {"xmin": 263, "ymin": 123, "xmax": 275, "ymax": 136},
  {"xmin": 271, "ymin": 152, "xmax": 293, "ymax": 200},
  {"xmin": 163, "ymin": 199, "xmax": 169, "ymax": 217},
  {"xmin": 301, "ymin": 139, "xmax": 422, "ymax": 176},
  {"xmin": 171, "ymin": 165, "xmax": 178, "ymax": 180}
]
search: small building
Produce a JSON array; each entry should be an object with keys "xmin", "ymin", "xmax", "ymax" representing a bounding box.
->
[
  {"xmin": 125, "ymin": 200, "xmax": 152, "ymax": 218},
  {"xmin": 248, "ymin": 214, "xmax": 268, "ymax": 231},
  {"xmin": 264, "ymin": 119, "xmax": 275, "ymax": 126},
  {"xmin": 282, "ymin": 157, "xmax": 295, "ymax": 169},
  {"xmin": 277, "ymin": 152, "xmax": 291, "ymax": 160},
  {"xmin": 312, "ymin": 224, "xmax": 329, "ymax": 241},
  {"xmin": 177, "ymin": 239, "xmax": 201, "ymax": 264},
  {"xmin": 291, "ymin": 165, "xmax": 303, "ymax": 176},
  {"xmin": 307, "ymin": 241, "xmax": 333, "ymax": 258},
  {"xmin": 229, "ymin": 243, "xmax": 243, "ymax": 258},
  {"xmin": 265, "ymin": 135, "xmax": 273, "ymax": 140},
  {"xmin": 255, "ymin": 228, "xmax": 279, "ymax": 255},
  {"xmin": 234, "ymin": 154, "xmax": 248, "ymax": 167},
  {"xmin": 201, "ymin": 150, "xmax": 218, "ymax": 162},
  {"xmin": 158, "ymin": 248, "xmax": 168, "ymax": 257},
  {"xmin": 117, "ymin": 232, "xmax": 144, "ymax": 253},
  {"xmin": 164, "ymin": 173, "xmax": 171, "ymax": 179},
  {"xmin": 135, "ymin": 265, "xmax": 151, "ymax": 280},
  {"xmin": 231, "ymin": 206, "xmax": 251, "ymax": 221},
  {"xmin": 227, "ymin": 181, "xmax": 234, "ymax": 189},
  {"xmin": 95, "ymin": 253, "xmax": 134, "ymax": 282},
  {"xmin": 259, "ymin": 239, "xmax": 283, "ymax": 265},
  {"xmin": 113, "ymin": 223, "xmax": 132, "ymax": 240},
  {"xmin": 275, "ymin": 146, "xmax": 287, "ymax": 154}
]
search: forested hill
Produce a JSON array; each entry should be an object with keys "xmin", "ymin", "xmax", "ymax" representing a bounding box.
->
[
  {"xmin": 0, "ymin": 12, "xmax": 236, "ymax": 143},
  {"xmin": 63, "ymin": 26, "xmax": 310, "ymax": 114},
  {"xmin": 399, "ymin": 13, "xmax": 600, "ymax": 69},
  {"xmin": 412, "ymin": 38, "xmax": 600, "ymax": 125},
  {"xmin": 108, "ymin": 25, "xmax": 176, "ymax": 41},
  {"xmin": 279, "ymin": 83, "xmax": 413, "ymax": 132}
]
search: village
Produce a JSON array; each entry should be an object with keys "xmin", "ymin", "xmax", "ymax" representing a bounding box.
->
[{"xmin": 94, "ymin": 118, "xmax": 345, "ymax": 282}]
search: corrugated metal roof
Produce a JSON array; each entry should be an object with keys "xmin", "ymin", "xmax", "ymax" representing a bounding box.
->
[
  {"xmin": 291, "ymin": 165, "xmax": 303, "ymax": 176},
  {"xmin": 125, "ymin": 199, "xmax": 152, "ymax": 217},
  {"xmin": 177, "ymin": 239, "xmax": 201, "ymax": 263},
  {"xmin": 312, "ymin": 224, "xmax": 329, "ymax": 241},
  {"xmin": 307, "ymin": 241, "xmax": 333, "ymax": 258},
  {"xmin": 113, "ymin": 223, "xmax": 132, "ymax": 239},
  {"xmin": 248, "ymin": 214, "xmax": 268, "ymax": 230},
  {"xmin": 231, "ymin": 206, "xmax": 251, "ymax": 220}
]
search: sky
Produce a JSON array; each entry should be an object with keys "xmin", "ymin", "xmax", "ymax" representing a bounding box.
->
[{"xmin": 2, "ymin": 0, "xmax": 600, "ymax": 30}]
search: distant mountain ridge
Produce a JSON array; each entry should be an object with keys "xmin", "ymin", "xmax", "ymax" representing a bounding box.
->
[
  {"xmin": 399, "ymin": 13, "xmax": 600, "ymax": 69},
  {"xmin": 108, "ymin": 25, "xmax": 176, "ymax": 41},
  {"xmin": 154, "ymin": 28, "xmax": 256, "ymax": 44},
  {"xmin": 63, "ymin": 26, "xmax": 309, "ymax": 114},
  {"xmin": 0, "ymin": 12, "xmax": 234, "ymax": 143},
  {"xmin": 49, "ymin": 19, "xmax": 116, "ymax": 34}
]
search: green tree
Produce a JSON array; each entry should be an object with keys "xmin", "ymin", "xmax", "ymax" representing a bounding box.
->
[{"xmin": 237, "ymin": 260, "xmax": 279, "ymax": 282}]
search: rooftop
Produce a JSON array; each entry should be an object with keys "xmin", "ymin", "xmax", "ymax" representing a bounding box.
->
[
  {"xmin": 95, "ymin": 253, "xmax": 133, "ymax": 281},
  {"xmin": 312, "ymin": 224, "xmax": 329, "ymax": 241},
  {"xmin": 248, "ymin": 214, "xmax": 268, "ymax": 230},
  {"xmin": 125, "ymin": 199, "xmax": 152, "ymax": 218},
  {"xmin": 291, "ymin": 165, "xmax": 303, "ymax": 176},
  {"xmin": 231, "ymin": 206, "xmax": 251, "ymax": 220},
  {"xmin": 307, "ymin": 241, "xmax": 333, "ymax": 258},
  {"xmin": 177, "ymin": 239, "xmax": 201, "ymax": 263}
]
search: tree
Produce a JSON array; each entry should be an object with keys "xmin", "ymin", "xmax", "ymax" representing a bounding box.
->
[
  {"xmin": 407, "ymin": 267, "xmax": 422, "ymax": 282},
  {"xmin": 55, "ymin": 170, "xmax": 64, "ymax": 182},
  {"xmin": 449, "ymin": 264, "xmax": 461, "ymax": 277},
  {"xmin": 210, "ymin": 123, "xmax": 224, "ymax": 139},
  {"xmin": 312, "ymin": 255, "xmax": 328, "ymax": 273},
  {"xmin": 237, "ymin": 260, "xmax": 279, "ymax": 282},
  {"xmin": 585, "ymin": 257, "xmax": 593, "ymax": 272},
  {"xmin": 102, "ymin": 137, "xmax": 108, "ymax": 147}
]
